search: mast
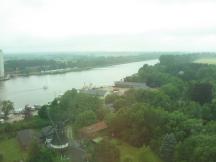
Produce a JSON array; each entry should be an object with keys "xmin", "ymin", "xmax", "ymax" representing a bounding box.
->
[{"xmin": 0, "ymin": 50, "xmax": 4, "ymax": 79}]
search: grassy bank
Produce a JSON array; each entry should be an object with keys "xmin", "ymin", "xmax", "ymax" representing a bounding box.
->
[
  {"xmin": 111, "ymin": 139, "xmax": 162, "ymax": 162},
  {"xmin": 0, "ymin": 138, "xmax": 28, "ymax": 162},
  {"xmin": 194, "ymin": 58, "xmax": 216, "ymax": 64}
]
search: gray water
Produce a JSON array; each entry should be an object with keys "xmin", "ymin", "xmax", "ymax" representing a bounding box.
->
[{"xmin": 0, "ymin": 59, "xmax": 158, "ymax": 110}]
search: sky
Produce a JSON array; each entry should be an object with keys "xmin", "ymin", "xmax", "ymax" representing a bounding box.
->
[{"xmin": 1, "ymin": 0, "xmax": 216, "ymax": 53}]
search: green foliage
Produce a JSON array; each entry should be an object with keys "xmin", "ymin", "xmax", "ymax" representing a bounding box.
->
[
  {"xmin": 105, "ymin": 94, "xmax": 119, "ymax": 104},
  {"xmin": 0, "ymin": 153, "xmax": 3, "ymax": 162},
  {"xmin": 49, "ymin": 89, "xmax": 102, "ymax": 123},
  {"xmin": 110, "ymin": 104, "xmax": 169, "ymax": 147},
  {"xmin": 161, "ymin": 83, "xmax": 182, "ymax": 100},
  {"xmin": 1, "ymin": 100, "xmax": 14, "ymax": 119},
  {"xmin": 159, "ymin": 54, "xmax": 196, "ymax": 66},
  {"xmin": 159, "ymin": 133, "xmax": 177, "ymax": 162},
  {"xmin": 135, "ymin": 89, "xmax": 171, "ymax": 110},
  {"xmin": 137, "ymin": 146, "xmax": 162, "ymax": 162},
  {"xmin": 0, "ymin": 117, "xmax": 48, "ymax": 137},
  {"xmin": 176, "ymin": 134, "xmax": 216, "ymax": 162},
  {"xmin": 93, "ymin": 140, "xmax": 120, "ymax": 162},
  {"xmin": 5, "ymin": 54, "xmax": 160, "ymax": 75},
  {"xmin": 189, "ymin": 82, "xmax": 213, "ymax": 105},
  {"xmin": 0, "ymin": 138, "xmax": 28, "ymax": 162},
  {"xmin": 38, "ymin": 105, "xmax": 49, "ymax": 119},
  {"xmin": 74, "ymin": 110, "xmax": 97, "ymax": 129},
  {"xmin": 123, "ymin": 155, "xmax": 134, "ymax": 162},
  {"xmin": 109, "ymin": 54, "xmax": 216, "ymax": 162},
  {"xmin": 28, "ymin": 143, "xmax": 56, "ymax": 162}
]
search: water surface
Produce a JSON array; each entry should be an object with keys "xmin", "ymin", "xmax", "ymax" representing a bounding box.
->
[{"xmin": 0, "ymin": 59, "xmax": 158, "ymax": 109}]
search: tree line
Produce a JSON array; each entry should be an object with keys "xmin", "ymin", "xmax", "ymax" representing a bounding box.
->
[{"xmin": 5, "ymin": 54, "xmax": 160, "ymax": 75}]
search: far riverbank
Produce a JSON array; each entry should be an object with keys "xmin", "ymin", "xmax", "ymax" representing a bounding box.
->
[
  {"xmin": 7, "ymin": 60, "xmax": 145, "ymax": 78},
  {"xmin": 5, "ymin": 54, "xmax": 160, "ymax": 78}
]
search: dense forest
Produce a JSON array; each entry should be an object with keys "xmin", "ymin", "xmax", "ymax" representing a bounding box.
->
[{"xmin": 108, "ymin": 54, "xmax": 216, "ymax": 162}]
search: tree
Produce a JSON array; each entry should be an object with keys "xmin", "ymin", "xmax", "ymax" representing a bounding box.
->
[
  {"xmin": 160, "ymin": 133, "xmax": 177, "ymax": 162},
  {"xmin": 38, "ymin": 105, "xmax": 48, "ymax": 119},
  {"xmin": 189, "ymin": 83, "xmax": 213, "ymax": 105},
  {"xmin": 28, "ymin": 142, "xmax": 55, "ymax": 162},
  {"xmin": 74, "ymin": 110, "xmax": 97, "ymax": 129},
  {"xmin": 49, "ymin": 89, "xmax": 102, "ymax": 122},
  {"xmin": 161, "ymin": 83, "xmax": 181, "ymax": 100},
  {"xmin": 176, "ymin": 134, "xmax": 216, "ymax": 162},
  {"xmin": 1, "ymin": 100, "xmax": 14, "ymax": 119}
]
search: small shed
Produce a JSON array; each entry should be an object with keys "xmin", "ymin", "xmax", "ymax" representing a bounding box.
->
[
  {"xmin": 79, "ymin": 121, "xmax": 108, "ymax": 138},
  {"xmin": 17, "ymin": 129, "xmax": 38, "ymax": 149}
]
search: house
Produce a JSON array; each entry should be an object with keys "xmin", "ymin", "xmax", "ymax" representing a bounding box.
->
[
  {"xmin": 79, "ymin": 121, "xmax": 108, "ymax": 138},
  {"xmin": 17, "ymin": 129, "xmax": 39, "ymax": 149}
]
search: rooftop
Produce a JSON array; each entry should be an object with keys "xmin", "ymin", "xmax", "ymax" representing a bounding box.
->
[
  {"xmin": 79, "ymin": 121, "xmax": 108, "ymax": 136},
  {"xmin": 115, "ymin": 81, "xmax": 149, "ymax": 89}
]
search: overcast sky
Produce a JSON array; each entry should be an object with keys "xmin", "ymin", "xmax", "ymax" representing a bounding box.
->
[{"xmin": 1, "ymin": 0, "xmax": 216, "ymax": 53}]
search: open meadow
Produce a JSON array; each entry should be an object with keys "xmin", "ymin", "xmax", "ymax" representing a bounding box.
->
[{"xmin": 194, "ymin": 58, "xmax": 216, "ymax": 64}]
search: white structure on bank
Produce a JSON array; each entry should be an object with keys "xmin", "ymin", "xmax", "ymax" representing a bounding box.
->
[{"xmin": 0, "ymin": 50, "xmax": 4, "ymax": 79}]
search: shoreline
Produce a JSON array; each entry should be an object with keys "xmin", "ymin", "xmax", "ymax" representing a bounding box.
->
[{"xmin": 5, "ymin": 59, "xmax": 158, "ymax": 79}]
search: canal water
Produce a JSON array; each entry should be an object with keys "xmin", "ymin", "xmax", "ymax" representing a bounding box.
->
[{"xmin": 0, "ymin": 59, "xmax": 158, "ymax": 110}]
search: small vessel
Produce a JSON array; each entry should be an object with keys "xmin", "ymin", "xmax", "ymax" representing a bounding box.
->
[{"xmin": 43, "ymin": 85, "xmax": 48, "ymax": 90}]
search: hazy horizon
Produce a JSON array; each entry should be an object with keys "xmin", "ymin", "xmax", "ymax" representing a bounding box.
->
[
  {"xmin": 5, "ymin": 51, "xmax": 215, "ymax": 57},
  {"xmin": 1, "ymin": 0, "xmax": 216, "ymax": 53}
]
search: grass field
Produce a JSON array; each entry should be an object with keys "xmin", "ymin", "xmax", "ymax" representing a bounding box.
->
[
  {"xmin": 0, "ymin": 138, "xmax": 28, "ymax": 162},
  {"xmin": 194, "ymin": 58, "xmax": 216, "ymax": 64},
  {"xmin": 111, "ymin": 139, "xmax": 162, "ymax": 162}
]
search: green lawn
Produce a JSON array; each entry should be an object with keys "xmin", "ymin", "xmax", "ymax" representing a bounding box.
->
[
  {"xmin": 0, "ymin": 138, "xmax": 28, "ymax": 162},
  {"xmin": 194, "ymin": 58, "xmax": 216, "ymax": 64},
  {"xmin": 111, "ymin": 139, "xmax": 162, "ymax": 162}
]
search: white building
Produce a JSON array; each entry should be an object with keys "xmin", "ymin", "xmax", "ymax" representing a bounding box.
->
[{"xmin": 0, "ymin": 50, "xmax": 4, "ymax": 79}]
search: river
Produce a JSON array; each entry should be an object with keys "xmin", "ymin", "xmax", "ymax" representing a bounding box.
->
[{"xmin": 0, "ymin": 59, "xmax": 158, "ymax": 110}]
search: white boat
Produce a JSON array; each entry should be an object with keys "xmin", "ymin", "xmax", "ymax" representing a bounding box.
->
[{"xmin": 43, "ymin": 85, "xmax": 48, "ymax": 90}]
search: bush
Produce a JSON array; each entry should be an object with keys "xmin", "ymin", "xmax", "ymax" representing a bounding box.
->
[{"xmin": 93, "ymin": 140, "xmax": 120, "ymax": 162}]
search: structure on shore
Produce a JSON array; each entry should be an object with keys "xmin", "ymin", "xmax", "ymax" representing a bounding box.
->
[
  {"xmin": 0, "ymin": 50, "xmax": 5, "ymax": 79},
  {"xmin": 114, "ymin": 81, "xmax": 149, "ymax": 89}
]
